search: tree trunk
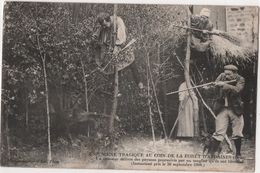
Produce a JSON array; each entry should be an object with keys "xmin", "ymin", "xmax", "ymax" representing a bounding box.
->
[
  {"xmin": 147, "ymin": 52, "xmax": 155, "ymax": 145},
  {"xmin": 23, "ymin": 79, "xmax": 30, "ymax": 130},
  {"xmin": 80, "ymin": 57, "xmax": 89, "ymax": 112},
  {"xmin": 72, "ymin": 3, "xmax": 80, "ymax": 25},
  {"xmin": 42, "ymin": 55, "xmax": 52, "ymax": 164},
  {"xmin": 158, "ymin": 44, "xmax": 168, "ymax": 133},
  {"xmin": 80, "ymin": 57, "xmax": 90, "ymax": 137},
  {"xmin": 147, "ymin": 51, "xmax": 168, "ymax": 139},
  {"xmin": 59, "ymin": 80, "xmax": 63, "ymax": 110},
  {"xmin": 108, "ymin": 3, "xmax": 118, "ymax": 138},
  {"xmin": 35, "ymin": 8, "xmax": 52, "ymax": 161},
  {"xmin": 200, "ymin": 101, "xmax": 208, "ymax": 133},
  {"xmin": 184, "ymin": 7, "xmax": 199, "ymax": 137},
  {"xmin": 109, "ymin": 66, "xmax": 118, "ymax": 135},
  {"xmin": 5, "ymin": 116, "xmax": 10, "ymax": 161},
  {"xmin": 1, "ymin": 105, "xmax": 10, "ymax": 164},
  {"xmin": 25, "ymin": 93, "xmax": 29, "ymax": 130}
]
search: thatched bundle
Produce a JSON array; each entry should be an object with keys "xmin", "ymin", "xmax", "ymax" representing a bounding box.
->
[
  {"xmin": 177, "ymin": 29, "xmax": 256, "ymax": 68},
  {"xmin": 209, "ymin": 34, "xmax": 256, "ymax": 66}
]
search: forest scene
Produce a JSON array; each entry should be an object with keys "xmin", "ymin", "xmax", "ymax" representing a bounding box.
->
[{"xmin": 0, "ymin": 2, "xmax": 258, "ymax": 171}]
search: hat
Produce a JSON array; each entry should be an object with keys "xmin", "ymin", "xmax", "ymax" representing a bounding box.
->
[
  {"xmin": 97, "ymin": 12, "xmax": 110, "ymax": 24},
  {"xmin": 200, "ymin": 8, "xmax": 211, "ymax": 17},
  {"xmin": 224, "ymin": 64, "xmax": 238, "ymax": 72}
]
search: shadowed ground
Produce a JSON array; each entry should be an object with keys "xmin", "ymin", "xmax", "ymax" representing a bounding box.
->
[{"xmin": 5, "ymin": 136, "xmax": 255, "ymax": 172}]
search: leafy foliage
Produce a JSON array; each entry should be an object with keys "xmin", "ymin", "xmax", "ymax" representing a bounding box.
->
[{"xmin": 2, "ymin": 2, "xmax": 187, "ymax": 163}]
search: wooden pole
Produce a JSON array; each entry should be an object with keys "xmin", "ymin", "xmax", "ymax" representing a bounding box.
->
[
  {"xmin": 80, "ymin": 57, "xmax": 89, "ymax": 112},
  {"xmin": 109, "ymin": 66, "xmax": 118, "ymax": 134},
  {"xmin": 36, "ymin": 3, "xmax": 52, "ymax": 163},
  {"xmin": 113, "ymin": 4, "xmax": 118, "ymax": 47},
  {"xmin": 147, "ymin": 52, "xmax": 168, "ymax": 139},
  {"xmin": 3, "ymin": 106, "xmax": 11, "ymax": 162},
  {"xmin": 200, "ymin": 101, "xmax": 208, "ymax": 133},
  {"xmin": 42, "ymin": 54, "xmax": 52, "ymax": 164},
  {"xmin": 25, "ymin": 95, "xmax": 29, "ymax": 129},
  {"xmin": 184, "ymin": 7, "xmax": 199, "ymax": 137},
  {"xmin": 146, "ymin": 51, "xmax": 156, "ymax": 146},
  {"xmin": 169, "ymin": 98, "xmax": 189, "ymax": 138},
  {"xmin": 109, "ymin": 4, "xmax": 118, "ymax": 135}
]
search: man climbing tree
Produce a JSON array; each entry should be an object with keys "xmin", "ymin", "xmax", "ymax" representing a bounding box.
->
[
  {"xmin": 91, "ymin": 12, "xmax": 144, "ymax": 89},
  {"xmin": 190, "ymin": 8, "xmax": 214, "ymax": 51},
  {"xmin": 190, "ymin": 8, "xmax": 219, "ymax": 79}
]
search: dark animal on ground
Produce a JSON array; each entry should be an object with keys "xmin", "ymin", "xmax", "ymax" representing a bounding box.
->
[{"xmin": 201, "ymin": 131, "xmax": 222, "ymax": 155}]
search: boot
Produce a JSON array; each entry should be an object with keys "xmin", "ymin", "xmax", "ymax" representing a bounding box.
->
[
  {"xmin": 234, "ymin": 138, "xmax": 244, "ymax": 163},
  {"xmin": 208, "ymin": 137, "xmax": 221, "ymax": 157}
]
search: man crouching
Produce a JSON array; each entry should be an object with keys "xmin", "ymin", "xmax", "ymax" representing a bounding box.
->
[{"xmin": 207, "ymin": 65, "xmax": 245, "ymax": 163}]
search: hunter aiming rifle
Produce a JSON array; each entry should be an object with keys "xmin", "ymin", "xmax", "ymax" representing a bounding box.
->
[
  {"xmin": 171, "ymin": 24, "xmax": 241, "ymax": 45},
  {"xmin": 166, "ymin": 79, "xmax": 237, "ymax": 95}
]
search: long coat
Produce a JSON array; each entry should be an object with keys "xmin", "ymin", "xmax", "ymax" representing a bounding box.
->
[{"xmin": 177, "ymin": 82, "xmax": 199, "ymax": 137}]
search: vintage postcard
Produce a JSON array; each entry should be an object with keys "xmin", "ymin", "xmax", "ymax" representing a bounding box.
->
[{"xmin": 0, "ymin": 0, "xmax": 259, "ymax": 172}]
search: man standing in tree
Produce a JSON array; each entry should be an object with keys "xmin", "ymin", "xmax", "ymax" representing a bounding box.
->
[
  {"xmin": 91, "ymin": 12, "xmax": 143, "ymax": 89},
  {"xmin": 190, "ymin": 8, "xmax": 220, "ymax": 80},
  {"xmin": 190, "ymin": 8, "xmax": 214, "ymax": 52},
  {"xmin": 207, "ymin": 65, "xmax": 245, "ymax": 163}
]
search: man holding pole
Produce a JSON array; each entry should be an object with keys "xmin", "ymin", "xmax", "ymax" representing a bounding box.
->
[{"xmin": 207, "ymin": 64, "xmax": 245, "ymax": 163}]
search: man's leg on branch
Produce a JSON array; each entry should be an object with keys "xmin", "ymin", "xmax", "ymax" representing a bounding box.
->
[{"xmin": 209, "ymin": 109, "xmax": 229, "ymax": 156}]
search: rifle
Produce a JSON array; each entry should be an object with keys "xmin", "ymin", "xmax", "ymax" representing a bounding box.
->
[
  {"xmin": 171, "ymin": 24, "xmax": 219, "ymax": 35},
  {"xmin": 101, "ymin": 39, "xmax": 136, "ymax": 70},
  {"xmin": 166, "ymin": 79, "xmax": 237, "ymax": 96},
  {"xmin": 85, "ymin": 38, "xmax": 136, "ymax": 77}
]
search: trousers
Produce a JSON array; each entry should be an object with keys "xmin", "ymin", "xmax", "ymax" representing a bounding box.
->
[{"xmin": 212, "ymin": 108, "xmax": 244, "ymax": 141}]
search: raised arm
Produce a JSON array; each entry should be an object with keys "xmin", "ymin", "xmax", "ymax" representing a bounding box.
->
[{"xmin": 222, "ymin": 76, "xmax": 245, "ymax": 93}]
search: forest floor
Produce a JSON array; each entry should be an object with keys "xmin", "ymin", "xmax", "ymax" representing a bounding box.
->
[{"xmin": 5, "ymin": 135, "xmax": 255, "ymax": 171}]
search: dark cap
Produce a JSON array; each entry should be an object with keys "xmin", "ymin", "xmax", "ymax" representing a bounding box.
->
[
  {"xmin": 224, "ymin": 64, "xmax": 238, "ymax": 72},
  {"xmin": 97, "ymin": 12, "xmax": 110, "ymax": 24}
]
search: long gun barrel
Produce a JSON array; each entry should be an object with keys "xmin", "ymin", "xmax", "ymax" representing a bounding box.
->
[
  {"xmin": 166, "ymin": 80, "xmax": 237, "ymax": 96},
  {"xmin": 171, "ymin": 24, "xmax": 217, "ymax": 35}
]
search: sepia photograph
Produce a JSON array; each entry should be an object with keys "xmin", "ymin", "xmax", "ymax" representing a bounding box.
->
[{"xmin": 0, "ymin": 0, "xmax": 259, "ymax": 172}]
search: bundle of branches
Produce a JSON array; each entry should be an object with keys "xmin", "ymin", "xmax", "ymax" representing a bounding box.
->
[{"xmin": 209, "ymin": 34, "xmax": 256, "ymax": 66}]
